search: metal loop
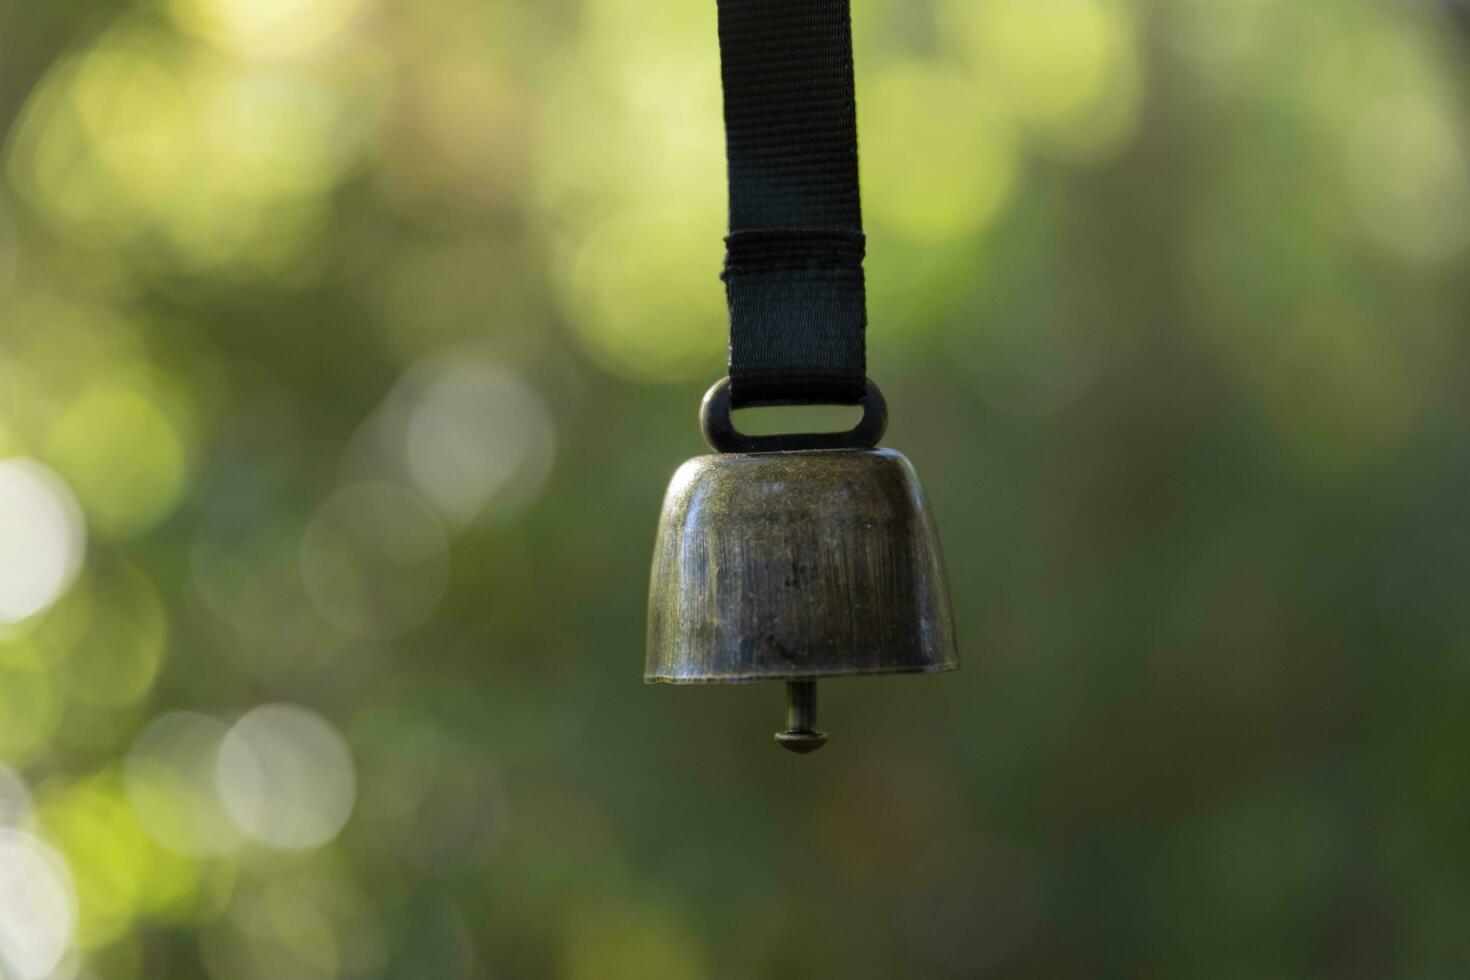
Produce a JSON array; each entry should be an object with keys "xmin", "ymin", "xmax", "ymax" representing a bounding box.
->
[{"xmin": 699, "ymin": 377, "xmax": 887, "ymax": 453}]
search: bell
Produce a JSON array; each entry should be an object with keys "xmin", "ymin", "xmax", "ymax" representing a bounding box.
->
[{"xmin": 646, "ymin": 378, "xmax": 959, "ymax": 753}]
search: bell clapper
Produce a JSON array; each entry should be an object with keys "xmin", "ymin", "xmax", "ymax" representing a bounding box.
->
[{"xmin": 775, "ymin": 680, "xmax": 828, "ymax": 753}]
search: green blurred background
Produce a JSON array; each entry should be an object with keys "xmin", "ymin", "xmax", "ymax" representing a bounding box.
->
[{"xmin": 3, "ymin": 0, "xmax": 1470, "ymax": 976}]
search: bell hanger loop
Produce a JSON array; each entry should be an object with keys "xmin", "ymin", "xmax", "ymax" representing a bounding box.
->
[{"xmin": 699, "ymin": 376, "xmax": 888, "ymax": 455}]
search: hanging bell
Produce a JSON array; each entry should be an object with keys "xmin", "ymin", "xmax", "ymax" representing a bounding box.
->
[{"xmin": 646, "ymin": 378, "xmax": 959, "ymax": 753}]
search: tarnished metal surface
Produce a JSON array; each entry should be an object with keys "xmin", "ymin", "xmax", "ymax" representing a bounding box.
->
[{"xmin": 645, "ymin": 448, "xmax": 959, "ymax": 684}]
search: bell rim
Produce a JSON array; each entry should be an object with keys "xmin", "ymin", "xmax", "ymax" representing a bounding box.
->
[{"xmin": 644, "ymin": 661, "xmax": 959, "ymax": 685}]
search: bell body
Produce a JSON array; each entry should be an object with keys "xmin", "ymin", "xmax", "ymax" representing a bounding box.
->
[{"xmin": 646, "ymin": 448, "xmax": 958, "ymax": 684}]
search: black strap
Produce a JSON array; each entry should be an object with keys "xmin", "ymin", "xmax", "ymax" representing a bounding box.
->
[{"xmin": 716, "ymin": 0, "xmax": 867, "ymax": 408}]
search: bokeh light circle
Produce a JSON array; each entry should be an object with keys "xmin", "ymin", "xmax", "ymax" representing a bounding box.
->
[
  {"xmin": 1345, "ymin": 93, "xmax": 1470, "ymax": 264},
  {"xmin": 216, "ymin": 704, "xmax": 357, "ymax": 850},
  {"xmin": 300, "ymin": 482, "xmax": 449, "ymax": 639},
  {"xmin": 0, "ymin": 828, "xmax": 77, "ymax": 980},
  {"xmin": 559, "ymin": 204, "xmax": 724, "ymax": 383},
  {"xmin": 125, "ymin": 712, "xmax": 239, "ymax": 857},
  {"xmin": 0, "ymin": 458, "xmax": 86, "ymax": 625},
  {"xmin": 59, "ymin": 562, "xmax": 169, "ymax": 709},
  {"xmin": 398, "ymin": 355, "xmax": 556, "ymax": 526},
  {"xmin": 45, "ymin": 385, "xmax": 187, "ymax": 541},
  {"xmin": 39, "ymin": 773, "xmax": 208, "ymax": 949},
  {"xmin": 942, "ymin": 0, "xmax": 1141, "ymax": 160},
  {"xmin": 860, "ymin": 63, "xmax": 1018, "ymax": 241}
]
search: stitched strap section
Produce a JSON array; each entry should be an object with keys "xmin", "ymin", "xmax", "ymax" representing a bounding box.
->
[{"xmin": 716, "ymin": 0, "xmax": 867, "ymax": 407}]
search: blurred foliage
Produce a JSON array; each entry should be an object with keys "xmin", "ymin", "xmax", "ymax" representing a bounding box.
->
[{"xmin": 3, "ymin": 0, "xmax": 1470, "ymax": 976}]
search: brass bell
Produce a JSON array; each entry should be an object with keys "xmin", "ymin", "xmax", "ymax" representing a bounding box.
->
[{"xmin": 646, "ymin": 378, "xmax": 959, "ymax": 753}]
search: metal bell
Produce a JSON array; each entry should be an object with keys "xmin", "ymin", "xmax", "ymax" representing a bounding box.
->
[{"xmin": 646, "ymin": 378, "xmax": 959, "ymax": 753}]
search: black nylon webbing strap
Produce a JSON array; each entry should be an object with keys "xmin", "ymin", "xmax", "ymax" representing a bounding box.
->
[{"xmin": 716, "ymin": 0, "xmax": 867, "ymax": 408}]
